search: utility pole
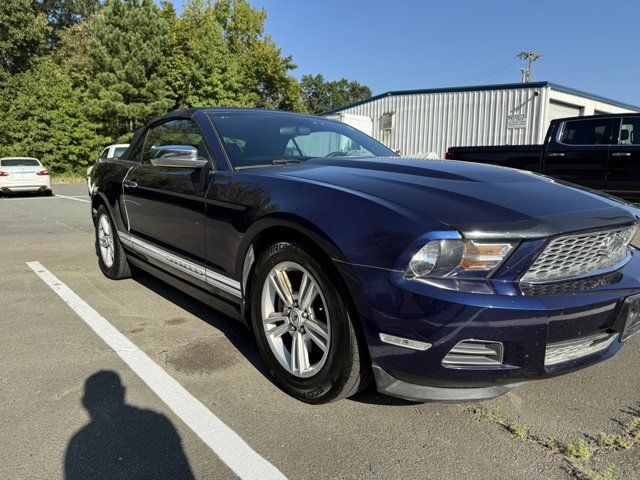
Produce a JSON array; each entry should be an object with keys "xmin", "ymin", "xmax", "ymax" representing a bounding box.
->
[{"xmin": 517, "ymin": 51, "xmax": 542, "ymax": 83}]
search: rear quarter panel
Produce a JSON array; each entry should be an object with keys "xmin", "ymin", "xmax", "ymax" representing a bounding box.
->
[{"xmin": 91, "ymin": 159, "xmax": 135, "ymax": 231}]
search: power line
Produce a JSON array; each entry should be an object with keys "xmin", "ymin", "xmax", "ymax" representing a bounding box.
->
[
  {"xmin": 472, "ymin": 60, "xmax": 520, "ymax": 84},
  {"xmin": 464, "ymin": 57, "xmax": 518, "ymax": 84}
]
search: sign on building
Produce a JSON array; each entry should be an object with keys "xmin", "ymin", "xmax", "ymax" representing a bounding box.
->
[{"xmin": 507, "ymin": 113, "xmax": 528, "ymax": 129}]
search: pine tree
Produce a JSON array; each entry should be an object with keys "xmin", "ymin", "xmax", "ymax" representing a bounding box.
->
[{"xmin": 87, "ymin": 0, "xmax": 173, "ymax": 141}]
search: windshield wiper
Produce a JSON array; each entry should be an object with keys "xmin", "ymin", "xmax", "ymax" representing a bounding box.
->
[{"xmin": 271, "ymin": 158, "xmax": 305, "ymax": 165}]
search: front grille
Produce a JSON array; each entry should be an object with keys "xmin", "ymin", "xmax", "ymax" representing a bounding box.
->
[
  {"xmin": 521, "ymin": 225, "xmax": 637, "ymax": 284},
  {"xmin": 545, "ymin": 332, "xmax": 618, "ymax": 366},
  {"xmin": 520, "ymin": 271, "xmax": 622, "ymax": 296}
]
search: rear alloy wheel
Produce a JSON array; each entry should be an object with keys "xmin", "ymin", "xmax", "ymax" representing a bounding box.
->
[
  {"xmin": 251, "ymin": 241, "xmax": 370, "ymax": 403},
  {"xmin": 95, "ymin": 204, "xmax": 131, "ymax": 280}
]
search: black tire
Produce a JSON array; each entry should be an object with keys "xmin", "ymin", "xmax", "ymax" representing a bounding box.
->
[
  {"xmin": 250, "ymin": 241, "xmax": 371, "ymax": 404},
  {"xmin": 95, "ymin": 204, "xmax": 132, "ymax": 280}
]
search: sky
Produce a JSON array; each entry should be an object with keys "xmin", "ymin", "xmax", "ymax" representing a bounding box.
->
[{"xmin": 174, "ymin": 0, "xmax": 640, "ymax": 107}]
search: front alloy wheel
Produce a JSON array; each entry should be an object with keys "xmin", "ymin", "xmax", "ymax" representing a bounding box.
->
[
  {"xmin": 250, "ymin": 241, "xmax": 370, "ymax": 403},
  {"xmin": 262, "ymin": 261, "xmax": 331, "ymax": 378}
]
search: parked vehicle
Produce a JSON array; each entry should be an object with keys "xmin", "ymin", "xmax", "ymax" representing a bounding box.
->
[
  {"xmin": 87, "ymin": 144, "xmax": 130, "ymax": 194},
  {"xmin": 90, "ymin": 108, "xmax": 640, "ymax": 404},
  {"xmin": 100, "ymin": 144, "xmax": 130, "ymax": 160},
  {"xmin": 446, "ymin": 113, "xmax": 640, "ymax": 202},
  {"xmin": 0, "ymin": 157, "xmax": 51, "ymax": 196}
]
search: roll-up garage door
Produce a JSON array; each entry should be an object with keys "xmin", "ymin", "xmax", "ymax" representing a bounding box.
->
[{"xmin": 547, "ymin": 101, "xmax": 581, "ymax": 124}]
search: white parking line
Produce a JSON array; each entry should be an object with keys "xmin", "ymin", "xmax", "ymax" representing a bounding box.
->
[
  {"xmin": 26, "ymin": 261, "xmax": 287, "ymax": 480},
  {"xmin": 54, "ymin": 194, "xmax": 90, "ymax": 203}
]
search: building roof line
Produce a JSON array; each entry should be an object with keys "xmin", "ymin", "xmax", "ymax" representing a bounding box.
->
[{"xmin": 321, "ymin": 81, "xmax": 639, "ymax": 115}]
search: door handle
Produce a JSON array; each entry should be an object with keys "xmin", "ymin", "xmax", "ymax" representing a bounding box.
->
[
  {"xmin": 547, "ymin": 152, "xmax": 565, "ymax": 157},
  {"xmin": 123, "ymin": 179, "xmax": 138, "ymax": 188},
  {"xmin": 611, "ymin": 152, "xmax": 631, "ymax": 157}
]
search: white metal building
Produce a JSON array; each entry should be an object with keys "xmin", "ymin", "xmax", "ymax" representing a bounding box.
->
[{"xmin": 322, "ymin": 82, "xmax": 639, "ymax": 158}]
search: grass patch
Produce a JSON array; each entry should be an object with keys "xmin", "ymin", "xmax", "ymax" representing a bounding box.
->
[
  {"xmin": 565, "ymin": 439, "xmax": 591, "ymax": 460},
  {"xmin": 52, "ymin": 173, "xmax": 86, "ymax": 184},
  {"xmin": 510, "ymin": 423, "xmax": 529, "ymax": 440},
  {"xmin": 544, "ymin": 436, "xmax": 557, "ymax": 450},
  {"xmin": 587, "ymin": 464, "xmax": 616, "ymax": 480},
  {"xmin": 597, "ymin": 433, "xmax": 617, "ymax": 447}
]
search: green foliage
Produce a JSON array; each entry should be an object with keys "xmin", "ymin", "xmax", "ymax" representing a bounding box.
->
[
  {"xmin": 544, "ymin": 436, "xmax": 556, "ymax": 450},
  {"xmin": 34, "ymin": 0, "xmax": 101, "ymax": 44},
  {"xmin": 587, "ymin": 464, "xmax": 616, "ymax": 480},
  {"xmin": 565, "ymin": 439, "xmax": 592, "ymax": 460},
  {"xmin": 510, "ymin": 423, "xmax": 528, "ymax": 440},
  {"xmin": 0, "ymin": 0, "xmax": 49, "ymax": 75},
  {"xmin": 164, "ymin": 0, "xmax": 247, "ymax": 109},
  {"xmin": 213, "ymin": 0, "xmax": 305, "ymax": 111},
  {"xmin": 301, "ymin": 74, "xmax": 372, "ymax": 114},
  {"xmin": 0, "ymin": 0, "xmax": 369, "ymax": 173},
  {"xmin": 86, "ymin": 0, "xmax": 173, "ymax": 141},
  {"xmin": 0, "ymin": 58, "xmax": 103, "ymax": 174},
  {"xmin": 597, "ymin": 433, "xmax": 617, "ymax": 447}
]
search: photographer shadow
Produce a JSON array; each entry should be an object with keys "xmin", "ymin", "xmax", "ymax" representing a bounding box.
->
[{"xmin": 64, "ymin": 370, "xmax": 194, "ymax": 480}]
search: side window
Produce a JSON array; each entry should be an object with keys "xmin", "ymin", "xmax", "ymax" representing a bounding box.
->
[
  {"xmin": 619, "ymin": 117, "xmax": 640, "ymax": 145},
  {"xmin": 141, "ymin": 119, "xmax": 206, "ymax": 164},
  {"xmin": 560, "ymin": 119, "xmax": 611, "ymax": 145},
  {"xmin": 99, "ymin": 148, "xmax": 108, "ymax": 158}
]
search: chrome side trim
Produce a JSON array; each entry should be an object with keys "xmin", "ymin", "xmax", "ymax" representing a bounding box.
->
[{"xmin": 117, "ymin": 230, "xmax": 241, "ymax": 297}]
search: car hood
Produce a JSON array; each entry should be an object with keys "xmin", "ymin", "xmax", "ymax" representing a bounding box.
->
[{"xmin": 272, "ymin": 157, "xmax": 639, "ymax": 239}]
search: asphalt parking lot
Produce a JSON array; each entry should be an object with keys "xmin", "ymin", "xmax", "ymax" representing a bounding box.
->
[{"xmin": 2, "ymin": 184, "xmax": 640, "ymax": 480}]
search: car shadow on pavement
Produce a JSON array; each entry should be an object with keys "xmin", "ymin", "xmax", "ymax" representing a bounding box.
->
[
  {"xmin": 0, "ymin": 191, "xmax": 51, "ymax": 200},
  {"xmin": 64, "ymin": 370, "xmax": 194, "ymax": 480},
  {"xmin": 133, "ymin": 272, "xmax": 417, "ymax": 406},
  {"xmin": 132, "ymin": 273, "xmax": 270, "ymax": 378}
]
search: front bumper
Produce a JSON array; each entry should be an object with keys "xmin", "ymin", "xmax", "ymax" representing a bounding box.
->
[{"xmin": 337, "ymin": 249, "xmax": 640, "ymax": 402}]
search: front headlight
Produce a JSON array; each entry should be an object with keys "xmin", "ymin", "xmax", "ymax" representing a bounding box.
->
[{"xmin": 406, "ymin": 239, "xmax": 517, "ymax": 279}]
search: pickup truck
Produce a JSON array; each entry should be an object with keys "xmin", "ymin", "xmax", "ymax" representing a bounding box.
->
[{"xmin": 446, "ymin": 113, "xmax": 640, "ymax": 202}]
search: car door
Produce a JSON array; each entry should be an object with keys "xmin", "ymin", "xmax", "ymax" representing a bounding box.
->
[
  {"xmin": 605, "ymin": 116, "xmax": 640, "ymax": 202},
  {"xmin": 123, "ymin": 117, "xmax": 213, "ymax": 287},
  {"xmin": 542, "ymin": 117, "xmax": 615, "ymax": 190}
]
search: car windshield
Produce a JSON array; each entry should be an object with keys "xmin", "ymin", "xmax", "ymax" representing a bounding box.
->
[
  {"xmin": 208, "ymin": 111, "xmax": 395, "ymax": 169},
  {"xmin": 1, "ymin": 159, "xmax": 40, "ymax": 167},
  {"xmin": 113, "ymin": 147, "xmax": 128, "ymax": 158}
]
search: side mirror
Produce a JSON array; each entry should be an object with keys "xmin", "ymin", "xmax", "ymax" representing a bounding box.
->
[{"xmin": 150, "ymin": 145, "xmax": 208, "ymax": 168}]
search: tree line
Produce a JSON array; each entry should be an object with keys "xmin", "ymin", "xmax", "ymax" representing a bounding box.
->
[{"xmin": 0, "ymin": 0, "xmax": 371, "ymax": 174}]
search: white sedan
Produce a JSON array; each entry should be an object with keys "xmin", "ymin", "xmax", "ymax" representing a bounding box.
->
[
  {"xmin": 0, "ymin": 157, "xmax": 51, "ymax": 196},
  {"xmin": 87, "ymin": 144, "xmax": 129, "ymax": 194}
]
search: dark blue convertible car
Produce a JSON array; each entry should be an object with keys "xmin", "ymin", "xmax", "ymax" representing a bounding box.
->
[{"xmin": 90, "ymin": 108, "xmax": 640, "ymax": 403}]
